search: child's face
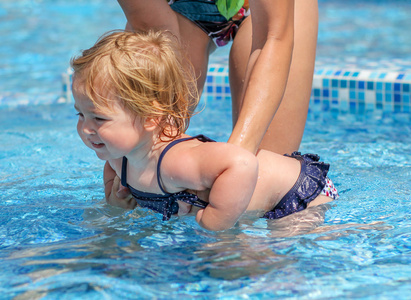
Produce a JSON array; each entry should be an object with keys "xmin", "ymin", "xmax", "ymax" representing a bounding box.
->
[{"xmin": 73, "ymin": 78, "xmax": 150, "ymax": 161}]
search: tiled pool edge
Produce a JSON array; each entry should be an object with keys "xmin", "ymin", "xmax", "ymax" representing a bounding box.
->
[
  {"xmin": 202, "ymin": 64, "xmax": 411, "ymax": 114},
  {"xmin": 1, "ymin": 64, "xmax": 410, "ymax": 115},
  {"xmin": 311, "ymin": 68, "xmax": 411, "ymax": 114}
]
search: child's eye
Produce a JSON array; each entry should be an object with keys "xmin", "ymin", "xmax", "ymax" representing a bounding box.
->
[
  {"xmin": 76, "ymin": 112, "xmax": 84, "ymax": 117},
  {"xmin": 94, "ymin": 117, "xmax": 107, "ymax": 122}
]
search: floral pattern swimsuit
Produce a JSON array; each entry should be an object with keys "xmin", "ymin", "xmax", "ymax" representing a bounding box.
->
[{"xmin": 168, "ymin": 0, "xmax": 250, "ymax": 46}]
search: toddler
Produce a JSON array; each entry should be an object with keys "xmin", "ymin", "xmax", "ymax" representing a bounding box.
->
[{"xmin": 71, "ymin": 30, "xmax": 338, "ymax": 231}]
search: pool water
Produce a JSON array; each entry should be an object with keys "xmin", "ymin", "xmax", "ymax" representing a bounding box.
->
[
  {"xmin": 1, "ymin": 0, "xmax": 411, "ymax": 298},
  {"xmin": 1, "ymin": 101, "xmax": 410, "ymax": 299}
]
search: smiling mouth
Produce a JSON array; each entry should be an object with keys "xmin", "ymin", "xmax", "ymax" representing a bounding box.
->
[{"xmin": 90, "ymin": 141, "xmax": 105, "ymax": 149}]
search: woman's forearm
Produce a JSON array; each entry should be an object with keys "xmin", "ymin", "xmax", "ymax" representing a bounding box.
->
[{"xmin": 228, "ymin": 0, "xmax": 295, "ymax": 154}]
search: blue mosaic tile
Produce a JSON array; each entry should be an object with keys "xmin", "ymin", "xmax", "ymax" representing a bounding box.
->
[
  {"xmin": 358, "ymin": 92, "xmax": 365, "ymax": 101},
  {"xmin": 349, "ymin": 91, "xmax": 356, "ymax": 100},
  {"xmin": 358, "ymin": 102, "xmax": 365, "ymax": 113},
  {"xmin": 350, "ymin": 80, "xmax": 356, "ymax": 89},
  {"xmin": 358, "ymin": 81, "xmax": 365, "ymax": 90},
  {"xmin": 349, "ymin": 101, "xmax": 356, "ymax": 113},
  {"xmin": 322, "ymin": 99, "xmax": 330, "ymax": 111}
]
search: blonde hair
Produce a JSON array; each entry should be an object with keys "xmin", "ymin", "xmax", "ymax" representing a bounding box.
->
[{"xmin": 70, "ymin": 30, "xmax": 199, "ymax": 140}]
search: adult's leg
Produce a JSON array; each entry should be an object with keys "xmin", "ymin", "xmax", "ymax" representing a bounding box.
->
[
  {"xmin": 229, "ymin": 0, "xmax": 318, "ymax": 155},
  {"xmin": 260, "ymin": 0, "xmax": 318, "ymax": 154}
]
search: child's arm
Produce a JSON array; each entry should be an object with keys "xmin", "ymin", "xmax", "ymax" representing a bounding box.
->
[
  {"xmin": 164, "ymin": 142, "xmax": 259, "ymax": 231},
  {"xmin": 103, "ymin": 161, "xmax": 136, "ymax": 210}
]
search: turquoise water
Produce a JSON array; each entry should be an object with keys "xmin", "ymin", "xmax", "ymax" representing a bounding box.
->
[
  {"xmin": 1, "ymin": 102, "xmax": 410, "ymax": 299},
  {"xmin": 1, "ymin": 0, "xmax": 411, "ymax": 299}
]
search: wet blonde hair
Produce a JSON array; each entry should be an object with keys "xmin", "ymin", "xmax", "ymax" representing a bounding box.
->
[{"xmin": 70, "ymin": 30, "xmax": 199, "ymax": 140}]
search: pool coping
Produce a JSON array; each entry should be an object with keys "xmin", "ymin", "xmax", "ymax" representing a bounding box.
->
[{"xmin": 1, "ymin": 64, "xmax": 410, "ymax": 115}]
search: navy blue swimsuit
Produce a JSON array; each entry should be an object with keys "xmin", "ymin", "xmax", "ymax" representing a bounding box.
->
[
  {"xmin": 121, "ymin": 135, "xmax": 332, "ymax": 221},
  {"xmin": 121, "ymin": 135, "xmax": 212, "ymax": 221}
]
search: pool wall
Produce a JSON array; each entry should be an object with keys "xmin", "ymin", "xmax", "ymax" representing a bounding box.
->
[
  {"xmin": 201, "ymin": 64, "xmax": 411, "ymax": 114},
  {"xmin": 60, "ymin": 63, "xmax": 411, "ymax": 114}
]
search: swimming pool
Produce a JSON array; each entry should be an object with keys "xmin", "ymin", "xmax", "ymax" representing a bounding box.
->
[{"xmin": 1, "ymin": 0, "xmax": 411, "ymax": 299}]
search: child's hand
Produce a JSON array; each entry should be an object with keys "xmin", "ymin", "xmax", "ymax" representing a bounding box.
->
[{"xmin": 106, "ymin": 176, "xmax": 136, "ymax": 210}]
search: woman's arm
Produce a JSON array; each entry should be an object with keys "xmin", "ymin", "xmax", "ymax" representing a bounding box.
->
[
  {"xmin": 103, "ymin": 161, "xmax": 136, "ymax": 210},
  {"xmin": 228, "ymin": 0, "xmax": 295, "ymax": 154}
]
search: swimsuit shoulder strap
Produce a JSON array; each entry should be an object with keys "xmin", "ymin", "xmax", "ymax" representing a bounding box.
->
[
  {"xmin": 121, "ymin": 157, "xmax": 128, "ymax": 188},
  {"xmin": 157, "ymin": 134, "xmax": 214, "ymax": 194}
]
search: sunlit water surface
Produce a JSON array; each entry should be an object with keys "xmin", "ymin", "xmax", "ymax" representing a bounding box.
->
[{"xmin": 1, "ymin": 103, "xmax": 410, "ymax": 299}]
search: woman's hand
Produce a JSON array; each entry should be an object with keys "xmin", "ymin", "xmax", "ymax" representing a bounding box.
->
[
  {"xmin": 106, "ymin": 176, "xmax": 136, "ymax": 209},
  {"xmin": 104, "ymin": 161, "xmax": 136, "ymax": 209}
]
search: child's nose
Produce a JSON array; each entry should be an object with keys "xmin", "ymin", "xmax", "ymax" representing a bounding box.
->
[{"xmin": 81, "ymin": 119, "xmax": 96, "ymax": 135}]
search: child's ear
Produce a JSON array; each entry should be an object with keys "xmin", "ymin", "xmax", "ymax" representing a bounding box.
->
[{"xmin": 143, "ymin": 117, "xmax": 159, "ymax": 132}]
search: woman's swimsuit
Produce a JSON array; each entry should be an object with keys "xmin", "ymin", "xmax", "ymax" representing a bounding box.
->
[
  {"xmin": 121, "ymin": 135, "xmax": 339, "ymax": 221},
  {"xmin": 168, "ymin": 0, "xmax": 250, "ymax": 47}
]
